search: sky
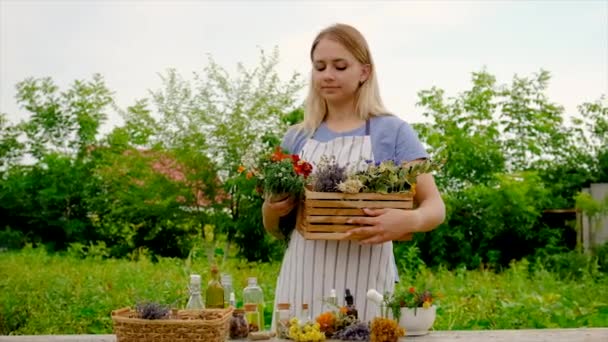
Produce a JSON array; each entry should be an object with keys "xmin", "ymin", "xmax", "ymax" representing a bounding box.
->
[{"xmin": 1, "ymin": 0, "xmax": 607, "ymax": 134}]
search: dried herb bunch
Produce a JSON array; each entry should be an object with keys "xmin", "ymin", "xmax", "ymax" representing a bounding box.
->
[
  {"xmin": 369, "ymin": 317, "xmax": 404, "ymax": 342},
  {"xmin": 135, "ymin": 301, "xmax": 170, "ymax": 320},
  {"xmin": 309, "ymin": 155, "xmax": 347, "ymax": 192},
  {"xmin": 308, "ymin": 156, "xmax": 443, "ymax": 194},
  {"xmin": 349, "ymin": 159, "xmax": 444, "ymax": 194}
]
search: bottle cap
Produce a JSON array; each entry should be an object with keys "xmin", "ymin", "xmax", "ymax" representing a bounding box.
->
[
  {"xmin": 302, "ymin": 303, "xmax": 309, "ymax": 310},
  {"xmin": 221, "ymin": 273, "xmax": 232, "ymax": 284},
  {"xmin": 330, "ymin": 289, "xmax": 337, "ymax": 298},
  {"xmin": 190, "ymin": 274, "xmax": 201, "ymax": 285},
  {"xmin": 248, "ymin": 277, "xmax": 257, "ymax": 286}
]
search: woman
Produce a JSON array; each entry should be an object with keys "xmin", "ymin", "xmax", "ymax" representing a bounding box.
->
[{"xmin": 262, "ymin": 23, "xmax": 445, "ymax": 324}]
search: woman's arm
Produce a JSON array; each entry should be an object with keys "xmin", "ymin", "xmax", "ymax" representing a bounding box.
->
[
  {"xmin": 410, "ymin": 173, "xmax": 446, "ymax": 232},
  {"xmin": 344, "ymin": 172, "xmax": 445, "ymax": 244}
]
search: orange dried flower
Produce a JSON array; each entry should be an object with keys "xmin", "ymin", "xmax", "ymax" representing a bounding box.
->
[{"xmin": 315, "ymin": 311, "xmax": 336, "ymax": 335}]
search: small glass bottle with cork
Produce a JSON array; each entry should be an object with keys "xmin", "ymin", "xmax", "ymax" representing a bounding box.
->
[
  {"xmin": 185, "ymin": 274, "xmax": 204, "ymax": 309},
  {"xmin": 205, "ymin": 265, "xmax": 225, "ymax": 309},
  {"xmin": 275, "ymin": 302, "xmax": 292, "ymax": 339}
]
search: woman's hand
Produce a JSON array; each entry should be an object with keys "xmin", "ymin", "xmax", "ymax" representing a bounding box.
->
[
  {"xmin": 345, "ymin": 208, "xmax": 419, "ymax": 244},
  {"xmin": 345, "ymin": 173, "xmax": 446, "ymax": 244}
]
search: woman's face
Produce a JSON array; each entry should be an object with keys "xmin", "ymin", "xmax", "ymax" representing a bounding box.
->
[{"xmin": 311, "ymin": 38, "xmax": 369, "ymax": 105}]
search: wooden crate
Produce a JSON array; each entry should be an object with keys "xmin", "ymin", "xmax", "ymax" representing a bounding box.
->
[{"xmin": 296, "ymin": 188, "xmax": 414, "ymax": 240}]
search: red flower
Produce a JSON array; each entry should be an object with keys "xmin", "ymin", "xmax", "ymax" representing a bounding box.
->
[
  {"xmin": 271, "ymin": 146, "xmax": 291, "ymax": 162},
  {"xmin": 409, "ymin": 287, "xmax": 416, "ymax": 294},
  {"xmin": 294, "ymin": 160, "xmax": 313, "ymax": 178}
]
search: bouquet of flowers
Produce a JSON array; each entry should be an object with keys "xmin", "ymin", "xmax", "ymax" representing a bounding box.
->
[{"xmin": 239, "ymin": 146, "xmax": 313, "ymax": 200}]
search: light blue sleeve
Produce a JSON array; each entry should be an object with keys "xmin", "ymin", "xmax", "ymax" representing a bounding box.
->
[
  {"xmin": 280, "ymin": 126, "xmax": 308, "ymax": 155},
  {"xmin": 394, "ymin": 121, "xmax": 428, "ymax": 163},
  {"xmin": 371, "ymin": 115, "xmax": 428, "ymax": 163}
]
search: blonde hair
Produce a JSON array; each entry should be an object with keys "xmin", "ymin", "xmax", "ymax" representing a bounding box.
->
[{"xmin": 299, "ymin": 23, "xmax": 390, "ymax": 134}]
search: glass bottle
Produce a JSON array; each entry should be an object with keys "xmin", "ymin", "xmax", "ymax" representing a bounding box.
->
[
  {"xmin": 229, "ymin": 309, "xmax": 249, "ymax": 339},
  {"xmin": 324, "ymin": 288, "xmax": 337, "ymax": 311},
  {"xmin": 300, "ymin": 303, "xmax": 311, "ymax": 323},
  {"xmin": 221, "ymin": 273, "xmax": 233, "ymax": 308},
  {"xmin": 244, "ymin": 303, "xmax": 261, "ymax": 332},
  {"xmin": 205, "ymin": 265, "xmax": 225, "ymax": 309},
  {"xmin": 243, "ymin": 277, "xmax": 265, "ymax": 329},
  {"xmin": 275, "ymin": 302, "xmax": 291, "ymax": 339},
  {"xmin": 344, "ymin": 288, "xmax": 358, "ymax": 319},
  {"xmin": 185, "ymin": 274, "xmax": 204, "ymax": 309}
]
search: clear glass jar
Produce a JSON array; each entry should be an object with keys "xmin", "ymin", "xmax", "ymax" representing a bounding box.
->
[
  {"xmin": 229, "ymin": 309, "xmax": 249, "ymax": 339},
  {"xmin": 275, "ymin": 302, "xmax": 291, "ymax": 339},
  {"xmin": 243, "ymin": 277, "xmax": 265, "ymax": 329},
  {"xmin": 244, "ymin": 303, "xmax": 261, "ymax": 332}
]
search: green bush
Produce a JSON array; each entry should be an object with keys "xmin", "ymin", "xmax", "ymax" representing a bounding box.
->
[
  {"xmin": 415, "ymin": 172, "xmax": 563, "ymax": 270},
  {"xmin": 1, "ymin": 246, "xmax": 607, "ymax": 334}
]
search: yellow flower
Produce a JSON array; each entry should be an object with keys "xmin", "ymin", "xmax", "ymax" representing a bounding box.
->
[
  {"xmin": 237, "ymin": 165, "xmax": 246, "ymax": 173},
  {"xmin": 423, "ymin": 300, "xmax": 431, "ymax": 308}
]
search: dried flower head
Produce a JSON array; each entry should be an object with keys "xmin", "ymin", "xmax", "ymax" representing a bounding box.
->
[
  {"xmin": 310, "ymin": 156, "xmax": 347, "ymax": 192},
  {"xmin": 337, "ymin": 178, "xmax": 364, "ymax": 194}
]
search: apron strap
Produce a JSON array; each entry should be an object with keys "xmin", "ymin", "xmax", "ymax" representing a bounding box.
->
[{"xmin": 365, "ymin": 119, "xmax": 370, "ymax": 135}]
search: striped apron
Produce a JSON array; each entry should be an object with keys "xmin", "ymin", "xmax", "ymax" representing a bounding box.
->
[{"xmin": 272, "ymin": 120, "xmax": 396, "ymax": 326}]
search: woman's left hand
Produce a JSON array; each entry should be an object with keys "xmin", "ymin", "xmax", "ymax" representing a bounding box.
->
[{"xmin": 345, "ymin": 208, "xmax": 421, "ymax": 244}]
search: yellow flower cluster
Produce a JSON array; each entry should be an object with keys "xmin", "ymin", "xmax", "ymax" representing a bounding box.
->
[{"xmin": 288, "ymin": 317, "xmax": 326, "ymax": 342}]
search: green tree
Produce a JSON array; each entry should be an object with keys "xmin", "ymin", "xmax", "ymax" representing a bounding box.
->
[
  {"xmin": 415, "ymin": 70, "xmax": 505, "ymax": 190},
  {"xmin": 498, "ymin": 70, "xmax": 568, "ymax": 171},
  {"xmin": 0, "ymin": 113, "xmax": 24, "ymax": 171},
  {"xmin": 145, "ymin": 48, "xmax": 305, "ymax": 260},
  {"xmin": 15, "ymin": 74, "xmax": 113, "ymax": 159}
]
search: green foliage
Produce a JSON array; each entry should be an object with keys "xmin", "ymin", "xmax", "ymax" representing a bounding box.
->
[
  {"xmin": 0, "ymin": 113, "xmax": 24, "ymax": 171},
  {"xmin": 415, "ymin": 70, "xmax": 505, "ymax": 190},
  {"xmin": 15, "ymin": 74, "xmax": 113, "ymax": 159},
  {"xmin": 1, "ymin": 247, "xmax": 606, "ymax": 334},
  {"xmin": 141, "ymin": 48, "xmax": 305, "ymax": 260},
  {"xmin": 0, "ymin": 154, "xmax": 96, "ymax": 250},
  {"xmin": 85, "ymin": 145, "xmax": 223, "ymax": 258},
  {"xmin": 415, "ymin": 172, "xmax": 556, "ymax": 269},
  {"xmin": 223, "ymin": 168, "xmax": 286, "ymax": 262},
  {"xmin": 0, "ymin": 246, "xmax": 280, "ymax": 334},
  {"xmin": 350, "ymin": 159, "xmax": 444, "ymax": 194}
]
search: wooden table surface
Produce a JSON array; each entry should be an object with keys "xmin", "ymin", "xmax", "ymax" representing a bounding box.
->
[{"xmin": 1, "ymin": 328, "xmax": 608, "ymax": 342}]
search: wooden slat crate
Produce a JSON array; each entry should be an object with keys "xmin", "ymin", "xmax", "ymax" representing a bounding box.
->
[{"xmin": 296, "ymin": 188, "xmax": 414, "ymax": 240}]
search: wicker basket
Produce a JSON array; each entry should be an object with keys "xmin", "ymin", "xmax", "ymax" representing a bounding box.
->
[
  {"xmin": 111, "ymin": 307, "xmax": 233, "ymax": 342},
  {"xmin": 296, "ymin": 188, "xmax": 414, "ymax": 240}
]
